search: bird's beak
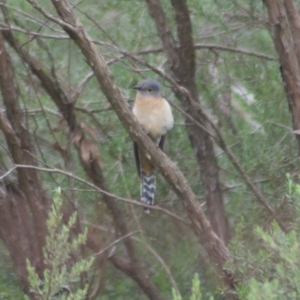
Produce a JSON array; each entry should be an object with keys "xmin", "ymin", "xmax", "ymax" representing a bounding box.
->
[{"xmin": 133, "ymin": 86, "xmax": 140, "ymax": 90}]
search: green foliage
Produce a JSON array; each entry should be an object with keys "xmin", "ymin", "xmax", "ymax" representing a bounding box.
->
[
  {"xmin": 0, "ymin": 248, "xmax": 23, "ymax": 300},
  {"xmin": 226, "ymin": 176, "xmax": 300, "ymax": 299},
  {"xmin": 24, "ymin": 189, "xmax": 94, "ymax": 300},
  {"xmin": 1, "ymin": 0, "xmax": 300, "ymax": 298},
  {"xmin": 172, "ymin": 274, "xmax": 214, "ymax": 300}
]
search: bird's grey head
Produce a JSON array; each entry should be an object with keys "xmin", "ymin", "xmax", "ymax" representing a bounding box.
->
[{"xmin": 133, "ymin": 79, "xmax": 161, "ymax": 97}]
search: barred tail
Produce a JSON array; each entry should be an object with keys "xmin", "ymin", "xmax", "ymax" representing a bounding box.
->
[{"xmin": 141, "ymin": 170, "xmax": 156, "ymax": 213}]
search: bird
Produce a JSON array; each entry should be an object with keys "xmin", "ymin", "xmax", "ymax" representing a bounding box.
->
[{"xmin": 132, "ymin": 79, "xmax": 174, "ymax": 213}]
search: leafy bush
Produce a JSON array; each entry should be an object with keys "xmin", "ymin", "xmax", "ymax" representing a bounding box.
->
[
  {"xmin": 24, "ymin": 189, "xmax": 94, "ymax": 300},
  {"xmin": 226, "ymin": 175, "xmax": 300, "ymax": 299},
  {"xmin": 172, "ymin": 273, "xmax": 214, "ymax": 300}
]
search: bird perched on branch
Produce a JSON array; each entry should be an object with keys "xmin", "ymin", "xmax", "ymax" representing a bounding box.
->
[{"xmin": 132, "ymin": 79, "xmax": 174, "ymax": 213}]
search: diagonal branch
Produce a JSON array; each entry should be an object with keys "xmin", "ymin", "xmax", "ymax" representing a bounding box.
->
[
  {"xmin": 94, "ymin": 40, "xmax": 287, "ymax": 234},
  {"xmin": 12, "ymin": 164, "xmax": 189, "ymax": 225},
  {"xmin": 34, "ymin": 0, "xmax": 236, "ymax": 288},
  {"xmin": 5, "ymin": 17, "xmax": 165, "ymax": 299}
]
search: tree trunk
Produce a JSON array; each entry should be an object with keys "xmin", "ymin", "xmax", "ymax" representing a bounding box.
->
[
  {"xmin": 145, "ymin": 0, "xmax": 230, "ymax": 244},
  {"xmin": 0, "ymin": 30, "xmax": 49, "ymax": 295},
  {"xmin": 264, "ymin": 0, "xmax": 300, "ymax": 152}
]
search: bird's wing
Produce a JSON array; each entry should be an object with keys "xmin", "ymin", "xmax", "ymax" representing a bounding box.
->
[
  {"xmin": 139, "ymin": 151, "xmax": 154, "ymax": 176},
  {"xmin": 134, "ymin": 131, "xmax": 166, "ymax": 178},
  {"xmin": 159, "ymin": 135, "xmax": 165, "ymax": 152},
  {"xmin": 133, "ymin": 141, "xmax": 141, "ymax": 178}
]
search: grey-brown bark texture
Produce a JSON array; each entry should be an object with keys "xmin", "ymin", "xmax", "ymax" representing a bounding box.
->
[
  {"xmin": 0, "ymin": 30, "xmax": 48, "ymax": 291},
  {"xmin": 145, "ymin": 0, "xmax": 230, "ymax": 245},
  {"xmin": 264, "ymin": 0, "xmax": 300, "ymax": 152}
]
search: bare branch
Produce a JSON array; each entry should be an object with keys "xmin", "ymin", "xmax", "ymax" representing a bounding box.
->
[
  {"xmin": 0, "ymin": 23, "xmax": 68, "ymax": 39},
  {"xmin": 12, "ymin": 164, "xmax": 189, "ymax": 225},
  {"xmin": 193, "ymin": 43, "xmax": 276, "ymax": 60},
  {"xmin": 45, "ymin": 0, "xmax": 231, "ymax": 283},
  {"xmin": 0, "ymin": 165, "xmax": 16, "ymax": 180},
  {"xmin": 134, "ymin": 237, "xmax": 182, "ymax": 297},
  {"xmin": 92, "ymin": 231, "xmax": 142, "ymax": 257},
  {"xmin": 25, "ymin": 0, "xmax": 76, "ymax": 32},
  {"xmin": 1, "ymin": 23, "xmax": 276, "ymax": 60}
]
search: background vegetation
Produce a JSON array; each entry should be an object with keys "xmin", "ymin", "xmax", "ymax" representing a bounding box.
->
[{"xmin": 0, "ymin": 0, "xmax": 299, "ymax": 299}]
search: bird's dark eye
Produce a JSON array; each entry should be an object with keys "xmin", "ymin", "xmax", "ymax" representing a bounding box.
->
[{"xmin": 147, "ymin": 88, "xmax": 152, "ymax": 92}]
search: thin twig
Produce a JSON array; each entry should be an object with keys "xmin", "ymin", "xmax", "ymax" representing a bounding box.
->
[
  {"xmin": 0, "ymin": 24, "xmax": 68, "ymax": 39},
  {"xmin": 92, "ymin": 231, "xmax": 141, "ymax": 257},
  {"xmin": 25, "ymin": 0, "xmax": 75, "ymax": 32},
  {"xmin": 13, "ymin": 164, "xmax": 190, "ymax": 226},
  {"xmin": 134, "ymin": 237, "xmax": 182, "ymax": 298},
  {"xmin": 0, "ymin": 166, "xmax": 16, "ymax": 180}
]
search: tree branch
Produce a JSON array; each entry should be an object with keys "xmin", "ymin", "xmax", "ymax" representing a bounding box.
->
[
  {"xmin": 263, "ymin": 0, "xmax": 300, "ymax": 151},
  {"xmin": 6, "ymin": 14, "xmax": 166, "ymax": 298},
  {"xmin": 0, "ymin": 29, "xmax": 48, "ymax": 288},
  {"xmin": 42, "ymin": 0, "xmax": 234, "ymax": 286},
  {"xmin": 12, "ymin": 164, "xmax": 189, "ymax": 225}
]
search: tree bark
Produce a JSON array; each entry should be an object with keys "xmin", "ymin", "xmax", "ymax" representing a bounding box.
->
[
  {"xmin": 0, "ymin": 30, "xmax": 49, "ymax": 292},
  {"xmin": 263, "ymin": 0, "xmax": 300, "ymax": 152},
  {"xmin": 144, "ymin": 0, "xmax": 230, "ymax": 244}
]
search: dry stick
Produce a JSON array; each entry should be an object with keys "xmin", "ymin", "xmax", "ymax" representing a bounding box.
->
[
  {"xmin": 0, "ymin": 22, "xmax": 277, "ymax": 61},
  {"xmin": 26, "ymin": 0, "xmax": 75, "ymax": 31},
  {"xmin": 80, "ymin": 5, "xmax": 276, "ymax": 65},
  {"xmin": 92, "ymin": 231, "xmax": 141, "ymax": 257},
  {"xmin": 13, "ymin": 164, "xmax": 189, "ymax": 226},
  {"xmin": 133, "ymin": 237, "xmax": 182, "ymax": 297},
  {"xmin": 71, "ymin": 71, "xmax": 94, "ymax": 102},
  {"xmin": 116, "ymin": 43, "xmax": 277, "ymax": 61},
  {"xmin": 0, "ymin": 166, "xmax": 15, "ymax": 180}
]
